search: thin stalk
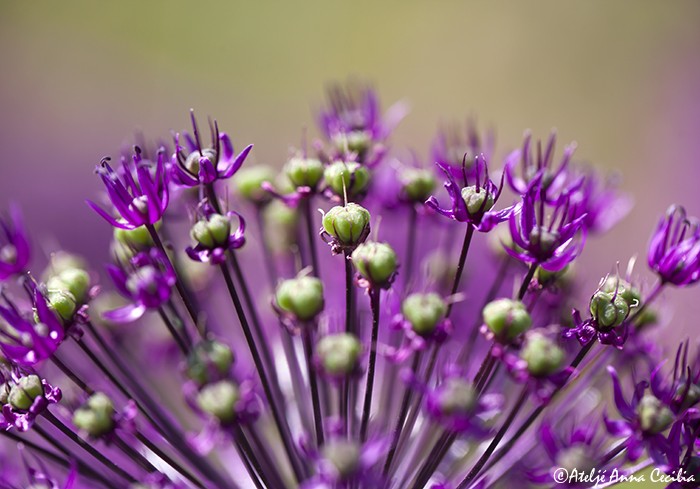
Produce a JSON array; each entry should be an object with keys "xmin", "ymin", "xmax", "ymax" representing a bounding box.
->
[
  {"xmin": 344, "ymin": 252, "xmax": 356, "ymax": 335},
  {"xmin": 134, "ymin": 431, "xmax": 206, "ymax": 489},
  {"xmin": 42, "ymin": 411, "xmax": 137, "ymax": 484},
  {"xmin": 404, "ymin": 206, "xmax": 418, "ymax": 288},
  {"xmin": 146, "ymin": 224, "xmax": 206, "ymax": 337},
  {"xmin": 383, "ymin": 351, "xmax": 423, "ymax": 476},
  {"xmin": 246, "ymin": 425, "xmax": 290, "ymax": 489},
  {"xmin": 517, "ymin": 263, "xmax": 538, "ymax": 301},
  {"xmin": 360, "ymin": 288, "xmax": 381, "ymax": 441},
  {"xmin": 447, "ymin": 225, "xmax": 475, "ymax": 317},
  {"xmin": 231, "ymin": 428, "xmax": 265, "ymax": 489},
  {"xmin": 158, "ymin": 307, "xmax": 190, "ymax": 355},
  {"xmin": 112, "ymin": 433, "xmax": 159, "ymax": 473},
  {"xmin": 302, "ymin": 328, "xmax": 325, "ymax": 446},
  {"xmin": 410, "ymin": 430, "xmax": 457, "ymax": 489},
  {"xmin": 302, "ymin": 195, "xmax": 321, "ymax": 277},
  {"xmin": 219, "ymin": 262, "xmax": 305, "ymax": 480},
  {"xmin": 254, "ymin": 204, "xmax": 279, "ymax": 287},
  {"xmin": 457, "ymin": 386, "xmax": 530, "ymax": 488}
]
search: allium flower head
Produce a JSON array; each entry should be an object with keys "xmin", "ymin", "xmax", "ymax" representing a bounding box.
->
[
  {"xmin": 426, "ymin": 154, "xmax": 513, "ymax": 232},
  {"xmin": 87, "ymin": 146, "xmax": 169, "ymax": 230},
  {"xmin": 648, "ymin": 205, "xmax": 700, "ymax": 287},
  {"xmin": 186, "ymin": 201, "xmax": 246, "ymax": 265},
  {"xmin": 430, "ymin": 120, "xmax": 494, "ymax": 181},
  {"xmin": 171, "ymin": 112, "xmax": 253, "ymax": 187},
  {"xmin": 0, "ymin": 205, "xmax": 30, "ymax": 281},
  {"xmin": 0, "ymin": 372, "xmax": 61, "ymax": 431}
]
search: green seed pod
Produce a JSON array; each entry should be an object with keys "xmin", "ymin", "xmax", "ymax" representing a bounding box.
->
[
  {"xmin": 589, "ymin": 291, "xmax": 629, "ymax": 330},
  {"xmin": 461, "ymin": 186, "xmax": 495, "ymax": 215},
  {"xmin": 520, "ymin": 333, "xmax": 565, "ymax": 377},
  {"xmin": 402, "ymin": 293, "xmax": 447, "ymax": 336},
  {"xmin": 324, "ymin": 161, "xmax": 371, "ymax": 198},
  {"xmin": 321, "ymin": 440, "xmax": 361, "ymax": 480},
  {"xmin": 528, "ymin": 227, "xmax": 560, "ymax": 255},
  {"xmin": 46, "ymin": 268, "xmax": 91, "ymax": 304},
  {"xmin": 196, "ymin": 380, "xmax": 240, "ymax": 424},
  {"xmin": 46, "ymin": 289, "xmax": 78, "ymax": 322},
  {"xmin": 322, "ymin": 203, "xmax": 371, "ymax": 249},
  {"xmin": 600, "ymin": 276, "xmax": 641, "ymax": 308},
  {"xmin": 535, "ymin": 264, "xmax": 570, "ymax": 287},
  {"xmin": 114, "ymin": 224, "xmax": 155, "ymax": 250},
  {"xmin": 333, "ymin": 130, "xmax": 372, "ymax": 157},
  {"xmin": 9, "ymin": 375, "xmax": 43, "ymax": 410},
  {"xmin": 399, "ymin": 168, "xmax": 436, "ymax": 203},
  {"xmin": 483, "ymin": 298, "xmax": 532, "ymax": 343},
  {"xmin": 316, "ymin": 333, "xmax": 362, "ymax": 376},
  {"xmin": 190, "ymin": 214, "xmax": 231, "ymax": 249},
  {"xmin": 73, "ymin": 392, "xmax": 115, "ymax": 437},
  {"xmin": 437, "ymin": 378, "xmax": 478, "ymax": 415},
  {"xmin": 186, "ymin": 340, "xmax": 235, "ymax": 385},
  {"xmin": 275, "ymin": 276, "xmax": 325, "ymax": 321},
  {"xmin": 285, "ymin": 157, "xmax": 324, "ymax": 189},
  {"xmin": 234, "ymin": 166, "xmax": 275, "ymax": 204},
  {"xmin": 43, "ymin": 252, "xmax": 88, "ymax": 279},
  {"xmin": 184, "ymin": 148, "xmax": 217, "ymax": 175},
  {"xmin": 351, "ymin": 241, "xmax": 398, "ymax": 287},
  {"xmin": 637, "ymin": 394, "xmax": 674, "ymax": 434},
  {"xmin": 263, "ymin": 200, "xmax": 299, "ymax": 254}
]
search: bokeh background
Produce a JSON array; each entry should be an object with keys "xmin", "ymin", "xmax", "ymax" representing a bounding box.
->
[{"xmin": 1, "ymin": 2, "xmax": 699, "ymax": 486}]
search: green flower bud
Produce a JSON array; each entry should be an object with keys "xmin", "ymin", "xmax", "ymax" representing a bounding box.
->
[
  {"xmin": 9, "ymin": 375, "xmax": 43, "ymax": 410},
  {"xmin": 285, "ymin": 157, "xmax": 324, "ymax": 188},
  {"xmin": 351, "ymin": 241, "xmax": 398, "ymax": 287},
  {"xmin": 44, "ymin": 252, "xmax": 88, "ymax": 278},
  {"xmin": 191, "ymin": 214, "xmax": 231, "ymax": 249},
  {"xmin": 461, "ymin": 186, "xmax": 495, "ymax": 215},
  {"xmin": 321, "ymin": 440, "xmax": 360, "ymax": 479},
  {"xmin": 263, "ymin": 200, "xmax": 299, "ymax": 254},
  {"xmin": 402, "ymin": 293, "xmax": 447, "ymax": 336},
  {"xmin": 184, "ymin": 148, "xmax": 217, "ymax": 175},
  {"xmin": 196, "ymin": 380, "xmax": 240, "ymax": 424},
  {"xmin": 316, "ymin": 333, "xmax": 362, "ymax": 376},
  {"xmin": 483, "ymin": 299, "xmax": 532, "ymax": 343},
  {"xmin": 114, "ymin": 224, "xmax": 155, "ymax": 249},
  {"xmin": 520, "ymin": 333, "xmax": 565, "ymax": 377},
  {"xmin": 400, "ymin": 168, "xmax": 436, "ymax": 203},
  {"xmin": 322, "ymin": 203, "xmax": 371, "ymax": 249},
  {"xmin": 333, "ymin": 130, "xmax": 372, "ymax": 156},
  {"xmin": 234, "ymin": 166, "xmax": 274, "ymax": 204},
  {"xmin": 46, "ymin": 268, "xmax": 91, "ymax": 304},
  {"xmin": 186, "ymin": 340, "xmax": 235, "ymax": 385},
  {"xmin": 637, "ymin": 394, "xmax": 674, "ymax": 434},
  {"xmin": 275, "ymin": 276, "xmax": 324, "ymax": 321},
  {"xmin": 47, "ymin": 289, "xmax": 78, "ymax": 322},
  {"xmin": 600, "ymin": 277, "xmax": 641, "ymax": 308},
  {"xmin": 324, "ymin": 161, "xmax": 371, "ymax": 198},
  {"xmin": 73, "ymin": 392, "xmax": 115, "ymax": 437},
  {"xmin": 437, "ymin": 378, "xmax": 478, "ymax": 415},
  {"xmin": 589, "ymin": 291, "xmax": 629, "ymax": 330},
  {"xmin": 535, "ymin": 265, "xmax": 570, "ymax": 287},
  {"xmin": 528, "ymin": 227, "xmax": 560, "ymax": 254}
]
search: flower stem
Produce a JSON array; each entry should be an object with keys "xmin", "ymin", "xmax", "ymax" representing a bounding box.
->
[
  {"xmin": 360, "ymin": 287, "xmax": 381, "ymax": 442},
  {"xmin": 302, "ymin": 195, "xmax": 321, "ymax": 277},
  {"xmin": 219, "ymin": 262, "xmax": 306, "ymax": 480},
  {"xmin": 404, "ymin": 206, "xmax": 418, "ymax": 288},
  {"xmin": 457, "ymin": 386, "xmax": 530, "ymax": 488},
  {"xmin": 410, "ymin": 429, "xmax": 457, "ymax": 489},
  {"xmin": 157, "ymin": 307, "xmax": 190, "ymax": 355},
  {"xmin": 302, "ymin": 328, "xmax": 325, "ymax": 446},
  {"xmin": 447, "ymin": 225, "xmax": 475, "ymax": 317},
  {"xmin": 517, "ymin": 263, "xmax": 538, "ymax": 300}
]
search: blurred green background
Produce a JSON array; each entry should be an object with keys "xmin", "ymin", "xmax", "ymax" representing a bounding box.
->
[{"xmin": 2, "ymin": 2, "xmax": 700, "ymax": 486}]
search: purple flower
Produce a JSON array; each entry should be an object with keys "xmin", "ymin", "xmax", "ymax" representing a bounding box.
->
[
  {"xmin": 426, "ymin": 154, "xmax": 514, "ymax": 232},
  {"xmin": 0, "ymin": 205, "xmax": 30, "ymax": 281},
  {"xmin": 104, "ymin": 249, "xmax": 175, "ymax": 322},
  {"xmin": 604, "ymin": 366, "xmax": 674, "ymax": 464},
  {"xmin": 505, "ymin": 180, "xmax": 587, "ymax": 271},
  {"xmin": 430, "ymin": 120, "xmax": 494, "ymax": 181},
  {"xmin": 568, "ymin": 168, "xmax": 632, "ymax": 234},
  {"xmin": 424, "ymin": 365, "xmax": 502, "ymax": 435},
  {"xmin": 87, "ymin": 147, "xmax": 169, "ymax": 230},
  {"xmin": 649, "ymin": 341, "xmax": 700, "ymax": 417},
  {"xmin": 0, "ymin": 289, "xmax": 65, "ymax": 366},
  {"xmin": 526, "ymin": 420, "xmax": 610, "ymax": 486},
  {"xmin": 505, "ymin": 132, "xmax": 579, "ymax": 202},
  {"xmin": 171, "ymin": 113, "xmax": 253, "ymax": 187},
  {"xmin": 648, "ymin": 205, "xmax": 700, "ymax": 287},
  {"xmin": 0, "ymin": 373, "xmax": 62, "ymax": 432},
  {"xmin": 186, "ymin": 201, "xmax": 246, "ymax": 265}
]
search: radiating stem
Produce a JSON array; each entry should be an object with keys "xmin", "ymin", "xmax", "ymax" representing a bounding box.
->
[
  {"xmin": 360, "ymin": 287, "xmax": 381, "ymax": 441},
  {"xmin": 446, "ymin": 225, "xmax": 475, "ymax": 317},
  {"xmin": 219, "ymin": 262, "xmax": 305, "ymax": 480},
  {"xmin": 302, "ymin": 327, "xmax": 325, "ymax": 447},
  {"xmin": 157, "ymin": 307, "xmax": 190, "ymax": 355},
  {"xmin": 517, "ymin": 263, "xmax": 538, "ymax": 301}
]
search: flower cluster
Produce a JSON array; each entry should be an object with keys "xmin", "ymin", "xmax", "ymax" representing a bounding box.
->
[{"xmin": 0, "ymin": 82, "xmax": 698, "ymax": 489}]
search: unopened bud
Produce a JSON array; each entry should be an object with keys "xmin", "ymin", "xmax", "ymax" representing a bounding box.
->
[
  {"xmin": 196, "ymin": 380, "xmax": 240, "ymax": 424},
  {"xmin": 275, "ymin": 276, "xmax": 324, "ymax": 321},
  {"xmin": 483, "ymin": 299, "xmax": 531, "ymax": 343},
  {"xmin": 461, "ymin": 186, "xmax": 495, "ymax": 215},
  {"xmin": 322, "ymin": 203, "xmax": 371, "ymax": 249},
  {"xmin": 316, "ymin": 333, "xmax": 362, "ymax": 376},
  {"xmin": 402, "ymin": 293, "xmax": 447, "ymax": 336},
  {"xmin": 589, "ymin": 291, "xmax": 629, "ymax": 330},
  {"xmin": 191, "ymin": 214, "xmax": 231, "ymax": 249},
  {"xmin": 234, "ymin": 166, "xmax": 274, "ymax": 204},
  {"xmin": 400, "ymin": 168, "xmax": 435, "ymax": 203},
  {"xmin": 285, "ymin": 157, "xmax": 324, "ymax": 188},
  {"xmin": 521, "ymin": 333, "xmax": 565, "ymax": 376},
  {"xmin": 637, "ymin": 394, "xmax": 673, "ymax": 434},
  {"xmin": 72, "ymin": 392, "xmax": 115, "ymax": 437},
  {"xmin": 351, "ymin": 241, "xmax": 398, "ymax": 287},
  {"xmin": 9, "ymin": 375, "xmax": 43, "ymax": 410},
  {"xmin": 186, "ymin": 340, "xmax": 235, "ymax": 385},
  {"xmin": 324, "ymin": 161, "xmax": 370, "ymax": 198}
]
